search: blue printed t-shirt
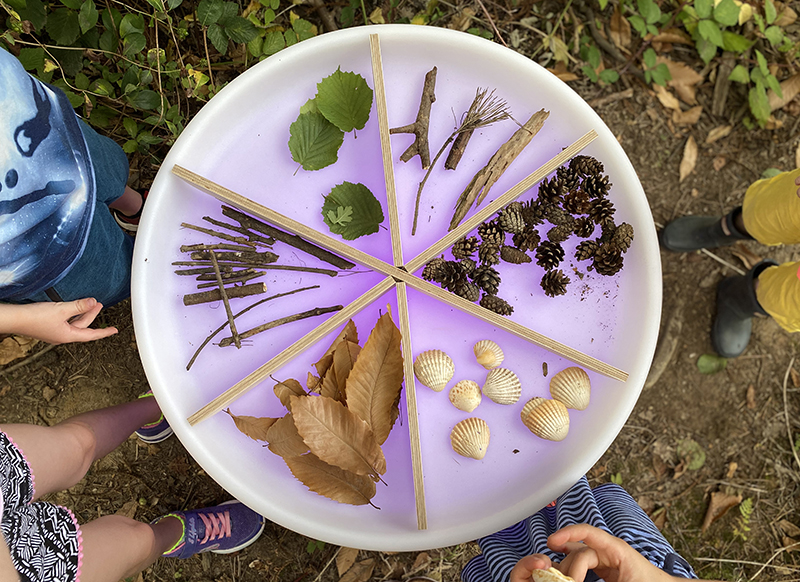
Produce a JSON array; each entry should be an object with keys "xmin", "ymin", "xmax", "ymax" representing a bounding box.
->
[{"xmin": 0, "ymin": 48, "xmax": 95, "ymax": 300}]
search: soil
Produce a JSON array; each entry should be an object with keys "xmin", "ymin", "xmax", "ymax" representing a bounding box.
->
[{"xmin": 3, "ymin": 12, "xmax": 800, "ymax": 582}]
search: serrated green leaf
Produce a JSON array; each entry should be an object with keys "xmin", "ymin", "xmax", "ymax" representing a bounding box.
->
[
  {"xmin": 765, "ymin": 0, "xmax": 776, "ymax": 24},
  {"xmin": 697, "ymin": 353, "xmax": 727, "ymax": 374},
  {"xmin": 321, "ymin": 182, "xmax": 383, "ymax": 240},
  {"xmin": 79, "ymin": 0, "xmax": 98, "ymax": 33},
  {"xmin": 599, "ymin": 69, "xmax": 619, "ymax": 84},
  {"xmin": 221, "ymin": 1, "xmax": 237, "ymax": 18},
  {"xmin": 47, "ymin": 8, "xmax": 80, "ymax": 45},
  {"xmin": 89, "ymin": 77, "xmax": 114, "ymax": 96},
  {"xmin": 698, "ymin": 19, "xmax": 724, "ymax": 47},
  {"xmin": 17, "ymin": 0, "xmax": 46, "ymax": 31},
  {"xmin": 766, "ymin": 74, "xmax": 782, "ymax": 98},
  {"xmin": 197, "ymin": 0, "xmax": 223, "ymax": 25},
  {"xmin": 764, "ymin": 25, "xmax": 783, "ymax": 46},
  {"xmin": 713, "ymin": 0, "xmax": 739, "ymax": 27},
  {"xmin": 326, "ymin": 205, "xmax": 353, "ymax": 226},
  {"xmin": 638, "ymin": 0, "xmax": 660, "ymax": 24},
  {"xmin": 288, "ymin": 111, "xmax": 344, "ymax": 171},
  {"xmin": 221, "ymin": 15, "xmax": 257, "ymax": 43},
  {"xmin": 262, "ymin": 30, "xmax": 284, "ymax": 55},
  {"xmin": 722, "ymin": 31, "xmax": 754, "ymax": 53},
  {"xmin": 697, "ymin": 38, "xmax": 718, "ymax": 64},
  {"xmin": 207, "ymin": 22, "xmax": 228, "ymax": 54},
  {"xmin": 247, "ymin": 35, "xmax": 263, "ymax": 58},
  {"xmin": 99, "ymin": 30, "xmax": 118, "ymax": 52},
  {"xmin": 123, "ymin": 139, "xmax": 138, "ymax": 153},
  {"xmin": 695, "ymin": 0, "xmax": 712, "ymax": 19},
  {"xmin": 119, "ymin": 13, "xmax": 145, "ymax": 36},
  {"xmin": 122, "ymin": 32, "xmax": 146, "ymax": 56},
  {"xmin": 123, "ymin": 117, "xmax": 138, "ymax": 138},
  {"xmin": 677, "ymin": 439, "xmax": 706, "ymax": 470},
  {"xmin": 315, "ymin": 68, "xmax": 373, "ymax": 133},
  {"xmin": 17, "ymin": 47, "xmax": 44, "ymax": 71},
  {"xmin": 728, "ymin": 64, "xmax": 750, "ymax": 83},
  {"xmin": 299, "ymin": 98, "xmax": 318, "ymax": 115},
  {"xmin": 74, "ymin": 71, "xmax": 90, "ymax": 90},
  {"xmin": 128, "ymin": 89, "xmax": 161, "ymax": 110},
  {"xmin": 749, "ymin": 84, "xmax": 770, "ymax": 123},
  {"xmin": 755, "ymin": 50, "xmax": 769, "ymax": 75}
]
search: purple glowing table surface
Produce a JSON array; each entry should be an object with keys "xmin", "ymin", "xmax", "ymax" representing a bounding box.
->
[{"xmin": 131, "ymin": 25, "xmax": 661, "ymax": 551}]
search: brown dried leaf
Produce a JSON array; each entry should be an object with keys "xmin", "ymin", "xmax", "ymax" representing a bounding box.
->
[
  {"xmin": 659, "ymin": 57, "xmax": 703, "ymax": 103},
  {"xmin": 706, "ymin": 125, "xmax": 732, "ymax": 144},
  {"xmin": 345, "ymin": 312, "xmax": 404, "ymax": 445},
  {"xmin": 315, "ymin": 320, "xmax": 359, "ymax": 377},
  {"xmin": 274, "ymin": 378, "xmax": 305, "ymax": 410},
  {"xmin": 339, "ymin": 558, "xmax": 376, "ymax": 582},
  {"xmin": 726, "ymin": 462, "xmax": 738, "ymax": 479},
  {"xmin": 673, "ymin": 83, "xmax": 697, "ymax": 106},
  {"xmin": 332, "ymin": 340, "xmax": 361, "ymax": 400},
  {"xmin": 673, "ymin": 105, "xmax": 702, "ymax": 126},
  {"xmin": 779, "ymin": 519, "xmax": 800, "ymax": 538},
  {"xmin": 746, "ymin": 384, "xmax": 756, "ymax": 409},
  {"xmin": 791, "ymin": 367, "xmax": 800, "ymax": 388},
  {"xmin": 265, "ymin": 414, "xmax": 309, "ymax": 457},
  {"xmin": 0, "ymin": 335, "xmax": 38, "ymax": 366},
  {"xmin": 291, "ymin": 395, "xmax": 386, "ymax": 477},
  {"xmin": 307, "ymin": 372, "xmax": 322, "ymax": 392},
  {"xmin": 796, "ymin": 142, "xmax": 800, "ymax": 169},
  {"xmin": 609, "ymin": 6, "xmax": 631, "ymax": 51},
  {"xmin": 410, "ymin": 552, "xmax": 431, "ymax": 575},
  {"xmin": 652, "ymin": 507, "xmax": 667, "ymax": 530},
  {"xmin": 652, "ymin": 28, "xmax": 692, "ymax": 45},
  {"xmin": 320, "ymin": 365, "xmax": 340, "ymax": 401},
  {"xmin": 701, "ymin": 491, "xmax": 742, "ymax": 533},
  {"xmin": 783, "ymin": 536, "xmax": 800, "ymax": 552},
  {"xmin": 115, "ymin": 500, "xmax": 138, "ymax": 520},
  {"xmin": 337, "ymin": 547, "xmax": 360, "ymax": 577},
  {"xmin": 653, "ymin": 84, "xmax": 681, "ymax": 111},
  {"xmin": 547, "ymin": 62, "xmax": 579, "ymax": 82},
  {"xmin": 713, "ymin": 156, "xmax": 727, "ymax": 171},
  {"xmin": 225, "ymin": 408, "xmax": 278, "ymax": 441},
  {"xmin": 775, "ymin": 2, "xmax": 798, "ymax": 27},
  {"xmin": 731, "ymin": 242, "xmax": 762, "ymax": 271},
  {"xmin": 284, "ymin": 453, "xmax": 376, "ymax": 506},
  {"xmin": 679, "ymin": 136, "xmax": 697, "ymax": 182}
]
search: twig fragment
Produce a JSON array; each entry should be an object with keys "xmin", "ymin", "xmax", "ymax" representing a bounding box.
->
[
  {"xmin": 196, "ymin": 270, "xmax": 265, "ymax": 289},
  {"xmin": 218, "ymin": 305, "xmax": 344, "ymax": 347},
  {"xmin": 180, "ymin": 222, "xmax": 257, "ymax": 247},
  {"xmin": 210, "ymin": 250, "xmax": 241, "ymax": 349},
  {"xmin": 202, "ymin": 215, "xmax": 274, "ymax": 247},
  {"xmin": 183, "ymin": 282, "xmax": 267, "ymax": 306},
  {"xmin": 389, "ymin": 67, "xmax": 437, "ymax": 169},
  {"xmin": 172, "ymin": 261, "xmax": 338, "ymax": 277},
  {"xmin": 189, "ymin": 250, "xmax": 278, "ymax": 264},
  {"xmin": 180, "ymin": 243, "xmax": 256, "ymax": 253}
]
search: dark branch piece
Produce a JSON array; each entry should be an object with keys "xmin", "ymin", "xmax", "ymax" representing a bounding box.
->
[
  {"xmin": 183, "ymin": 282, "xmax": 267, "ymax": 306},
  {"xmin": 218, "ymin": 305, "xmax": 343, "ymax": 348},
  {"xmin": 389, "ymin": 67, "xmax": 437, "ymax": 169},
  {"xmin": 175, "ymin": 267, "xmax": 229, "ymax": 276},
  {"xmin": 172, "ymin": 261, "xmax": 338, "ymax": 277},
  {"xmin": 180, "ymin": 222, "xmax": 257, "ymax": 247},
  {"xmin": 202, "ymin": 215, "xmax": 275, "ymax": 247},
  {"xmin": 209, "ymin": 250, "xmax": 241, "ymax": 349},
  {"xmin": 445, "ymin": 128, "xmax": 475, "ymax": 171},
  {"xmin": 190, "ymin": 250, "xmax": 278, "ymax": 264},
  {"xmin": 196, "ymin": 271, "xmax": 265, "ymax": 289},
  {"xmin": 196, "ymin": 268, "xmax": 261, "ymax": 281},
  {"xmin": 180, "ymin": 243, "xmax": 256, "ymax": 253},
  {"xmin": 221, "ymin": 206, "xmax": 355, "ymax": 270}
]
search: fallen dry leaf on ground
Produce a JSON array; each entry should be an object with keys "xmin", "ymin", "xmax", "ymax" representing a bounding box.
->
[
  {"xmin": 705, "ymin": 125, "xmax": 732, "ymax": 144},
  {"xmin": 731, "ymin": 242, "xmax": 762, "ymax": 270},
  {"xmin": 0, "ymin": 335, "xmax": 38, "ymax": 366},
  {"xmin": 701, "ymin": 491, "xmax": 742, "ymax": 533},
  {"xmin": 225, "ymin": 408, "xmax": 278, "ymax": 441},
  {"xmin": 609, "ymin": 6, "xmax": 631, "ymax": 51},
  {"xmin": 746, "ymin": 385, "xmax": 756, "ymax": 409},
  {"xmin": 775, "ymin": 2, "xmax": 798, "ymax": 26},
  {"xmin": 653, "ymin": 84, "xmax": 681, "ymax": 111},
  {"xmin": 340, "ymin": 558, "xmax": 376, "ymax": 582},
  {"xmin": 673, "ymin": 105, "xmax": 702, "ymax": 126},
  {"xmin": 336, "ymin": 547, "xmax": 360, "ymax": 576},
  {"xmin": 653, "ymin": 28, "xmax": 692, "ymax": 45},
  {"xmin": 284, "ymin": 453, "xmax": 377, "ymax": 506},
  {"xmin": 779, "ymin": 519, "xmax": 800, "ymax": 538},
  {"xmin": 115, "ymin": 500, "xmax": 139, "ymax": 519},
  {"xmin": 547, "ymin": 61, "xmax": 579, "ymax": 82},
  {"xmin": 679, "ymin": 136, "xmax": 697, "ymax": 182},
  {"xmin": 659, "ymin": 56, "xmax": 703, "ymax": 105},
  {"xmin": 790, "ymin": 367, "xmax": 800, "ymax": 388},
  {"xmin": 713, "ymin": 157, "xmax": 727, "ymax": 171},
  {"xmin": 266, "ymin": 414, "xmax": 309, "ymax": 457}
]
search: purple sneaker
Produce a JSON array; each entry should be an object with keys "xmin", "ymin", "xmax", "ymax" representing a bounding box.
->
[
  {"xmin": 156, "ymin": 501, "xmax": 266, "ymax": 559},
  {"xmin": 135, "ymin": 391, "xmax": 173, "ymax": 444}
]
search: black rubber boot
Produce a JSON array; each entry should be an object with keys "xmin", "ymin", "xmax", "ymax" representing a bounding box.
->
[
  {"xmin": 660, "ymin": 207, "xmax": 752, "ymax": 252},
  {"xmin": 712, "ymin": 260, "xmax": 777, "ymax": 358}
]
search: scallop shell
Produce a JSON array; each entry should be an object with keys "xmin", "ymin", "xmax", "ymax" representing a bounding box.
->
[
  {"xmin": 473, "ymin": 340, "xmax": 504, "ymax": 369},
  {"xmin": 549, "ymin": 366, "xmax": 591, "ymax": 410},
  {"xmin": 449, "ymin": 380, "xmax": 482, "ymax": 412},
  {"xmin": 450, "ymin": 417, "xmax": 490, "ymax": 460},
  {"xmin": 531, "ymin": 568, "xmax": 576, "ymax": 582},
  {"xmin": 482, "ymin": 367, "xmax": 521, "ymax": 405},
  {"xmin": 413, "ymin": 350, "xmax": 454, "ymax": 392},
  {"xmin": 520, "ymin": 397, "xmax": 570, "ymax": 441}
]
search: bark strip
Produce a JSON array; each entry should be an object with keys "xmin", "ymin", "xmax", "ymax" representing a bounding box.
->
[
  {"xmin": 183, "ymin": 282, "xmax": 267, "ymax": 306},
  {"xmin": 202, "ymin": 215, "xmax": 275, "ymax": 247},
  {"xmin": 389, "ymin": 67, "xmax": 437, "ymax": 169},
  {"xmin": 218, "ymin": 305, "xmax": 344, "ymax": 347},
  {"xmin": 180, "ymin": 222, "xmax": 256, "ymax": 246}
]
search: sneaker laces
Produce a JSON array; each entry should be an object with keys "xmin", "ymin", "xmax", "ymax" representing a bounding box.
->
[{"xmin": 199, "ymin": 511, "xmax": 232, "ymax": 544}]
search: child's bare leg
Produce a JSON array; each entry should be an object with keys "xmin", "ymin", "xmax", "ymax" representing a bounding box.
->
[
  {"xmin": 108, "ymin": 185, "xmax": 143, "ymax": 216},
  {"xmin": 0, "ymin": 397, "xmax": 161, "ymax": 498},
  {"xmin": 79, "ymin": 515, "xmax": 183, "ymax": 582}
]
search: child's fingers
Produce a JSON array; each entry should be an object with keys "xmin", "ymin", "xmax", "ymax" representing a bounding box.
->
[
  {"xmin": 69, "ymin": 326, "xmax": 118, "ymax": 342},
  {"xmin": 555, "ymin": 545, "xmax": 600, "ymax": 582},
  {"xmin": 67, "ymin": 299, "xmax": 104, "ymax": 329},
  {"xmin": 548, "ymin": 524, "xmax": 618, "ymax": 554},
  {"xmin": 510, "ymin": 554, "xmax": 553, "ymax": 582}
]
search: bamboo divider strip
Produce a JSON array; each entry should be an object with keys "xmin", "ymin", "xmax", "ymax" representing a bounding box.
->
[
  {"xmin": 395, "ymin": 282, "xmax": 427, "ymax": 529},
  {"xmin": 187, "ymin": 278, "xmax": 395, "ymax": 425},
  {"xmin": 173, "ymin": 163, "xmax": 627, "ymax": 382},
  {"xmin": 406, "ymin": 129, "xmax": 598, "ymax": 272},
  {"xmin": 369, "ymin": 34, "xmax": 403, "ymax": 267}
]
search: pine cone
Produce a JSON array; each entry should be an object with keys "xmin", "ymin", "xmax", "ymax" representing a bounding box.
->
[
  {"xmin": 547, "ymin": 224, "xmax": 572, "ymax": 244},
  {"xmin": 535, "ymin": 240, "xmax": 565, "ymax": 270},
  {"xmin": 512, "ymin": 228, "xmax": 542, "ymax": 252},
  {"xmin": 459, "ymin": 258, "xmax": 477, "ymax": 274},
  {"xmin": 453, "ymin": 279, "xmax": 481, "ymax": 302},
  {"xmin": 521, "ymin": 199, "xmax": 545, "ymax": 227},
  {"xmin": 570, "ymin": 155, "xmax": 604, "ymax": 177},
  {"xmin": 451, "ymin": 236, "xmax": 479, "ymax": 259},
  {"xmin": 478, "ymin": 242, "xmax": 501, "ymax": 266},
  {"xmin": 478, "ymin": 220, "xmax": 505, "ymax": 245},
  {"xmin": 575, "ymin": 240, "xmax": 600, "ymax": 261},
  {"xmin": 582, "ymin": 174, "xmax": 611, "ymax": 199},
  {"xmin": 612, "ymin": 222, "xmax": 634, "ymax": 252},
  {"xmin": 538, "ymin": 176, "xmax": 566, "ymax": 205},
  {"xmin": 422, "ymin": 257, "xmax": 447, "ymax": 282},
  {"xmin": 500, "ymin": 245, "xmax": 532, "ymax": 264},
  {"xmin": 439, "ymin": 261, "xmax": 467, "ymax": 290},
  {"xmin": 497, "ymin": 202, "xmax": 525, "ymax": 234},
  {"xmin": 480, "ymin": 294, "xmax": 514, "ymax": 316},
  {"xmin": 557, "ymin": 165, "xmax": 580, "ymax": 193},
  {"xmin": 599, "ymin": 219, "xmax": 617, "ymax": 244},
  {"xmin": 471, "ymin": 266, "xmax": 501, "ymax": 295},
  {"xmin": 589, "ymin": 198, "xmax": 615, "ymax": 224},
  {"xmin": 543, "ymin": 202, "xmax": 574, "ymax": 228},
  {"xmin": 562, "ymin": 190, "xmax": 592, "ymax": 215},
  {"xmin": 541, "ymin": 269, "xmax": 570, "ymax": 297},
  {"xmin": 591, "ymin": 245, "xmax": 624, "ymax": 276},
  {"xmin": 573, "ymin": 216, "xmax": 595, "ymax": 238}
]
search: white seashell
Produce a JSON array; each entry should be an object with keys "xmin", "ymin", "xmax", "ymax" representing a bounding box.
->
[
  {"xmin": 482, "ymin": 367, "xmax": 521, "ymax": 405},
  {"xmin": 450, "ymin": 417, "xmax": 490, "ymax": 460},
  {"xmin": 449, "ymin": 380, "xmax": 482, "ymax": 412},
  {"xmin": 520, "ymin": 397, "xmax": 570, "ymax": 441},
  {"xmin": 549, "ymin": 366, "xmax": 591, "ymax": 410},
  {"xmin": 473, "ymin": 340, "xmax": 504, "ymax": 369},
  {"xmin": 413, "ymin": 350, "xmax": 455, "ymax": 392},
  {"xmin": 531, "ymin": 568, "xmax": 576, "ymax": 582}
]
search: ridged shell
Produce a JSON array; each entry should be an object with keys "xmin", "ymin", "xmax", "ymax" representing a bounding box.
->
[
  {"xmin": 449, "ymin": 380, "xmax": 482, "ymax": 412},
  {"xmin": 473, "ymin": 339, "xmax": 504, "ymax": 369},
  {"xmin": 450, "ymin": 417, "xmax": 490, "ymax": 460},
  {"xmin": 482, "ymin": 367, "xmax": 521, "ymax": 405},
  {"xmin": 520, "ymin": 397, "xmax": 570, "ymax": 441},
  {"xmin": 413, "ymin": 350, "xmax": 455, "ymax": 392},
  {"xmin": 549, "ymin": 366, "xmax": 590, "ymax": 410},
  {"xmin": 531, "ymin": 568, "xmax": 576, "ymax": 582}
]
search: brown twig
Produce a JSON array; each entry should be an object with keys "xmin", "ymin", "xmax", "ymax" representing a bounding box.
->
[
  {"xmin": 196, "ymin": 270, "xmax": 265, "ymax": 288},
  {"xmin": 180, "ymin": 222, "xmax": 256, "ymax": 246},
  {"xmin": 195, "ymin": 268, "xmax": 261, "ymax": 281},
  {"xmin": 389, "ymin": 67, "xmax": 437, "ymax": 169},
  {"xmin": 202, "ymin": 215, "xmax": 274, "ymax": 247},
  {"xmin": 190, "ymin": 250, "xmax": 278, "ymax": 263},
  {"xmin": 183, "ymin": 282, "xmax": 267, "ymax": 306},
  {"xmin": 218, "ymin": 305, "xmax": 344, "ymax": 347},
  {"xmin": 186, "ymin": 285, "xmax": 320, "ymax": 370},
  {"xmin": 172, "ymin": 261, "xmax": 339, "ymax": 277},
  {"xmin": 180, "ymin": 243, "xmax": 256, "ymax": 253},
  {"xmin": 210, "ymin": 251, "xmax": 241, "ymax": 348},
  {"xmin": 174, "ymin": 266, "xmax": 230, "ymax": 276},
  {"xmin": 474, "ymin": 0, "xmax": 507, "ymax": 47},
  {"xmin": 221, "ymin": 206, "xmax": 355, "ymax": 270}
]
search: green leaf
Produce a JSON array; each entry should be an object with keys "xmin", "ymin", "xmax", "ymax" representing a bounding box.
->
[
  {"xmin": 292, "ymin": 18, "xmax": 316, "ymax": 42},
  {"xmin": 761, "ymin": 167, "xmax": 783, "ymax": 179},
  {"xmin": 74, "ymin": 72, "xmax": 90, "ymax": 89},
  {"xmin": 122, "ymin": 32, "xmax": 146, "ymax": 56},
  {"xmin": 166, "ymin": 0, "xmax": 182, "ymax": 8},
  {"xmin": 197, "ymin": 0, "xmax": 223, "ymax": 25},
  {"xmin": 60, "ymin": 0, "xmax": 82, "ymax": 9},
  {"xmin": 123, "ymin": 139, "xmax": 139, "ymax": 154},
  {"xmin": 698, "ymin": 19, "xmax": 724, "ymax": 47},
  {"xmin": 628, "ymin": 14, "xmax": 647, "ymax": 37},
  {"xmin": 766, "ymin": 73, "xmax": 782, "ymax": 98},
  {"xmin": 722, "ymin": 31, "xmax": 754, "ymax": 53},
  {"xmin": 89, "ymin": 77, "xmax": 115, "ymax": 96},
  {"xmin": 17, "ymin": 47, "xmax": 44, "ymax": 71},
  {"xmin": 288, "ymin": 111, "xmax": 344, "ymax": 171},
  {"xmin": 221, "ymin": 1, "xmax": 237, "ymax": 19},
  {"xmin": 697, "ymin": 353, "xmax": 727, "ymax": 374},
  {"xmin": 321, "ymin": 182, "xmax": 384, "ymax": 240},
  {"xmin": 207, "ymin": 23, "xmax": 228, "ymax": 54},
  {"xmin": 262, "ymin": 30, "xmax": 284, "ymax": 55},
  {"xmin": 50, "ymin": 48, "xmax": 82, "ymax": 77},
  {"xmin": 315, "ymin": 68, "xmax": 373, "ymax": 133},
  {"xmin": 99, "ymin": 29, "xmax": 118, "ymax": 52},
  {"xmin": 128, "ymin": 89, "xmax": 161, "ymax": 110},
  {"xmin": 581, "ymin": 65, "xmax": 598, "ymax": 83},
  {"xmin": 610, "ymin": 472, "xmax": 623, "ymax": 485},
  {"xmin": 299, "ymin": 98, "xmax": 318, "ymax": 115},
  {"xmin": 764, "ymin": 25, "xmax": 783, "ymax": 46},
  {"xmin": 695, "ymin": 0, "xmax": 712, "ymax": 19},
  {"xmin": 728, "ymin": 64, "xmax": 750, "ymax": 83},
  {"xmin": 123, "ymin": 117, "xmax": 138, "ymax": 138},
  {"xmin": 638, "ymin": 0, "xmax": 661, "ymax": 24},
  {"xmin": 677, "ymin": 439, "xmax": 706, "ymax": 470},
  {"xmin": 755, "ymin": 50, "xmax": 769, "ymax": 75},
  {"xmin": 247, "ymin": 35, "xmax": 263, "ymax": 58},
  {"xmin": 79, "ymin": 0, "xmax": 98, "ymax": 34},
  {"xmin": 765, "ymin": 0, "xmax": 776, "ymax": 24},
  {"xmin": 643, "ymin": 47, "xmax": 657, "ymax": 68},
  {"xmin": 599, "ymin": 69, "xmax": 620, "ymax": 84},
  {"xmin": 220, "ymin": 16, "xmax": 257, "ymax": 43},
  {"xmin": 119, "ymin": 13, "xmax": 145, "ymax": 36},
  {"xmin": 697, "ymin": 38, "xmax": 718, "ymax": 64},
  {"xmin": 326, "ymin": 205, "xmax": 353, "ymax": 226},
  {"xmin": 713, "ymin": 0, "xmax": 739, "ymax": 27},
  {"xmin": 16, "ymin": 0, "xmax": 46, "ymax": 31},
  {"xmin": 47, "ymin": 8, "xmax": 80, "ymax": 45}
]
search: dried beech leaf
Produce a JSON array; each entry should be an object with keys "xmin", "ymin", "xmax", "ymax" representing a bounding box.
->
[
  {"xmin": 339, "ymin": 558, "xmax": 376, "ymax": 582},
  {"xmin": 731, "ymin": 242, "xmax": 762, "ymax": 271},
  {"xmin": 337, "ymin": 547, "xmax": 360, "ymax": 576},
  {"xmin": 335, "ymin": 340, "xmax": 361, "ymax": 393},
  {"xmin": 291, "ymin": 395, "xmax": 386, "ymax": 477},
  {"xmin": 319, "ymin": 366, "xmax": 340, "ymax": 401},
  {"xmin": 652, "ymin": 28, "xmax": 692, "ymax": 45},
  {"xmin": 225, "ymin": 408, "xmax": 278, "ymax": 442},
  {"xmin": 778, "ymin": 519, "xmax": 800, "ymax": 538},
  {"xmin": 609, "ymin": 6, "xmax": 631, "ymax": 51},
  {"xmin": 653, "ymin": 84, "xmax": 681, "ymax": 111},
  {"xmin": 345, "ymin": 312, "xmax": 404, "ymax": 445},
  {"xmin": 673, "ymin": 83, "xmax": 697, "ymax": 106},
  {"xmin": 284, "ymin": 453, "xmax": 376, "ymax": 506},
  {"xmin": 713, "ymin": 156, "xmax": 727, "ymax": 171},
  {"xmin": 796, "ymin": 142, "xmax": 800, "ymax": 170},
  {"xmin": 701, "ymin": 491, "xmax": 742, "ymax": 533},
  {"xmin": 0, "ymin": 335, "xmax": 38, "ymax": 366},
  {"xmin": 307, "ymin": 372, "xmax": 322, "ymax": 392},
  {"xmin": 315, "ymin": 319, "xmax": 359, "ymax": 376},
  {"xmin": 769, "ymin": 73, "xmax": 800, "ymax": 111},
  {"xmin": 672, "ymin": 105, "xmax": 702, "ymax": 126},
  {"xmin": 791, "ymin": 367, "xmax": 800, "ymax": 388},
  {"xmin": 266, "ymin": 414, "xmax": 309, "ymax": 458},
  {"xmin": 274, "ymin": 379, "xmax": 305, "ymax": 410},
  {"xmin": 705, "ymin": 125, "xmax": 732, "ymax": 144},
  {"xmin": 679, "ymin": 135, "xmax": 697, "ymax": 182},
  {"xmin": 659, "ymin": 57, "xmax": 703, "ymax": 87}
]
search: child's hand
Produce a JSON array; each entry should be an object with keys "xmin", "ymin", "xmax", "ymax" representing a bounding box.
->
[{"xmin": 0, "ymin": 298, "xmax": 118, "ymax": 344}]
